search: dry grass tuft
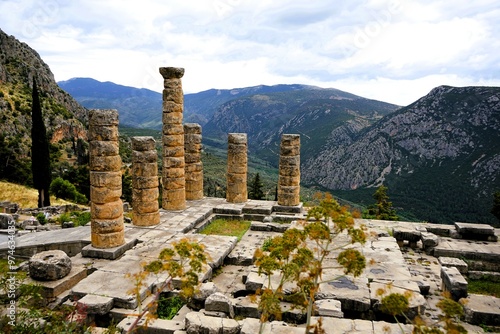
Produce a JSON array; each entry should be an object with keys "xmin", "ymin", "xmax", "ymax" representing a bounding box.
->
[{"xmin": 0, "ymin": 181, "xmax": 74, "ymax": 209}]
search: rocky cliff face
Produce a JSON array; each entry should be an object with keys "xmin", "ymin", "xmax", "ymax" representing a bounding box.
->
[
  {"xmin": 302, "ymin": 85, "xmax": 500, "ymax": 224},
  {"xmin": 0, "ymin": 29, "xmax": 87, "ymax": 162}
]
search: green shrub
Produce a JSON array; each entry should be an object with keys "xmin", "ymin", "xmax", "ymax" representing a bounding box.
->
[
  {"xmin": 35, "ymin": 212, "xmax": 47, "ymax": 225},
  {"xmin": 50, "ymin": 177, "xmax": 88, "ymax": 204},
  {"xmin": 157, "ymin": 295, "xmax": 185, "ymax": 320},
  {"xmin": 72, "ymin": 211, "xmax": 91, "ymax": 227}
]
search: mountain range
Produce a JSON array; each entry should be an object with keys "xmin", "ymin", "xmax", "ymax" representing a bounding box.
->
[
  {"xmin": 59, "ymin": 77, "xmax": 500, "ymax": 225},
  {"xmin": 1, "ymin": 28, "xmax": 499, "ymax": 225}
]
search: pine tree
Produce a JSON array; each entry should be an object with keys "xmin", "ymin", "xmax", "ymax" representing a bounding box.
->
[
  {"xmin": 366, "ymin": 185, "xmax": 398, "ymax": 221},
  {"xmin": 248, "ymin": 173, "xmax": 264, "ymax": 200},
  {"xmin": 31, "ymin": 78, "xmax": 51, "ymax": 207}
]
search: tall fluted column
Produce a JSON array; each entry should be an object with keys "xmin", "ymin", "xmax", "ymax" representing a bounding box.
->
[
  {"xmin": 131, "ymin": 136, "xmax": 160, "ymax": 226},
  {"xmin": 278, "ymin": 134, "xmax": 300, "ymax": 206},
  {"xmin": 226, "ymin": 133, "xmax": 247, "ymax": 203},
  {"xmin": 88, "ymin": 109, "xmax": 124, "ymax": 248},
  {"xmin": 184, "ymin": 123, "xmax": 203, "ymax": 200},
  {"xmin": 160, "ymin": 67, "xmax": 186, "ymax": 210}
]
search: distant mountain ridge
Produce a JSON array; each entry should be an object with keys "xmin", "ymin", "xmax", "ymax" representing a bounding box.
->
[
  {"xmin": 58, "ymin": 78, "xmax": 318, "ymax": 128},
  {"xmin": 302, "ymin": 85, "xmax": 500, "ymax": 224}
]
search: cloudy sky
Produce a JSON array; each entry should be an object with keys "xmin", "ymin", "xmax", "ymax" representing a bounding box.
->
[{"xmin": 1, "ymin": 0, "xmax": 499, "ymax": 105}]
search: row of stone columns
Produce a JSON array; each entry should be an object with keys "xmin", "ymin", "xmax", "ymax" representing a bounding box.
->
[{"xmin": 88, "ymin": 67, "xmax": 301, "ymax": 250}]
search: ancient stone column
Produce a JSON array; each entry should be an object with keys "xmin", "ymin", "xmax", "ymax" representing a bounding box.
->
[
  {"xmin": 184, "ymin": 123, "xmax": 203, "ymax": 200},
  {"xmin": 89, "ymin": 109, "xmax": 124, "ymax": 248},
  {"xmin": 226, "ymin": 133, "xmax": 247, "ymax": 203},
  {"xmin": 160, "ymin": 67, "xmax": 186, "ymax": 210},
  {"xmin": 278, "ymin": 134, "xmax": 300, "ymax": 206},
  {"xmin": 131, "ymin": 136, "xmax": 160, "ymax": 226}
]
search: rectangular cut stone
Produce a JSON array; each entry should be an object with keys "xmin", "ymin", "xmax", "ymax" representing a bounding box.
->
[
  {"xmin": 163, "ymin": 124, "xmax": 184, "ymax": 135},
  {"xmin": 163, "ymin": 167, "xmax": 185, "ymax": 179},
  {"xmin": 131, "ymin": 136, "xmax": 156, "ymax": 151},
  {"xmin": 162, "ymin": 111, "xmax": 183, "ymax": 124},
  {"xmin": 163, "ymin": 146, "xmax": 184, "ymax": 157},
  {"xmin": 88, "ymin": 126, "xmax": 119, "ymax": 142},
  {"xmin": 162, "ymin": 88, "xmax": 184, "ymax": 104},
  {"xmin": 90, "ymin": 171, "xmax": 122, "ymax": 188},
  {"xmin": 133, "ymin": 187, "xmax": 159, "ymax": 199},
  {"xmin": 185, "ymin": 162, "xmax": 203, "ymax": 173},
  {"xmin": 279, "ymin": 166, "xmax": 300, "ymax": 177},
  {"xmin": 91, "ymin": 230, "xmax": 124, "ymax": 248},
  {"xmin": 163, "ymin": 177, "xmax": 185, "ymax": 190},
  {"xmin": 280, "ymin": 134, "xmax": 300, "ymax": 146},
  {"xmin": 441, "ymin": 266, "xmax": 468, "ymax": 301},
  {"xmin": 90, "ymin": 185, "xmax": 121, "ymax": 203},
  {"xmin": 90, "ymin": 155, "xmax": 122, "ymax": 172},
  {"xmin": 185, "ymin": 152, "xmax": 201, "ymax": 163},
  {"xmin": 133, "ymin": 201, "xmax": 159, "ymax": 214},
  {"xmin": 132, "ymin": 162, "xmax": 157, "ymax": 177},
  {"xmin": 89, "ymin": 109, "xmax": 119, "ymax": 126},
  {"xmin": 91, "ymin": 216, "xmax": 124, "ymax": 234},
  {"xmin": 133, "ymin": 212, "xmax": 160, "ymax": 226},
  {"xmin": 162, "ymin": 100, "xmax": 183, "ymax": 113},
  {"xmin": 90, "ymin": 141, "xmax": 119, "ymax": 156},
  {"xmin": 280, "ymin": 145, "xmax": 300, "ymax": 156},
  {"xmin": 279, "ymin": 155, "xmax": 300, "ymax": 167},
  {"xmin": 91, "ymin": 200, "xmax": 123, "ymax": 220},
  {"xmin": 132, "ymin": 150, "xmax": 157, "ymax": 163},
  {"xmin": 162, "ymin": 134, "xmax": 184, "ymax": 147},
  {"xmin": 278, "ymin": 175, "xmax": 300, "ymax": 186},
  {"xmin": 164, "ymin": 157, "xmax": 185, "ymax": 168},
  {"xmin": 131, "ymin": 176, "xmax": 158, "ymax": 189}
]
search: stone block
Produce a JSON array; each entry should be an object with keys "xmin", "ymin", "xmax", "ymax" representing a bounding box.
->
[
  {"xmin": 89, "ymin": 155, "xmax": 122, "ymax": 172},
  {"xmin": 420, "ymin": 231, "xmax": 439, "ymax": 248},
  {"xmin": 90, "ymin": 230, "xmax": 124, "ymax": 249},
  {"xmin": 132, "ymin": 176, "xmax": 159, "ymax": 189},
  {"xmin": 89, "ymin": 109, "xmax": 119, "ymax": 126},
  {"xmin": 163, "ymin": 167, "xmax": 185, "ymax": 179},
  {"xmin": 162, "ymin": 88, "xmax": 184, "ymax": 104},
  {"xmin": 463, "ymin": 294, "xmax": 500, "ymax": 326},
  {"xmin": 313, "ymin": 299, "xmax": 343, "ymax": 317},
  {"xmin": 0, "ymin": 213, "xmax": 14, "ymax": 229},
  {"xmin": 438, "ymin": 256, "xmax": 468, "ymax": 274},
  {"xmin": 133, "ymin": 187, "xmax": 159, "ymax": 200},
  {"xmin": 90, "ymin": 171, "xmax": 122, "ymax": 188},
  {"xmin": 185, "ymin": 312, "xmax": 240, "ymax": 334},
  {"xmin": 162, "ymin": 100, "xmax": 183, "ymax": 113},
  {"xmin": 133, "ymin": 201, "xmax": 159, "ymax": 214},
  {"xmin": 205, "ymin": 292, "xmax": 234, "ymax": 318},
  {"xmin": 89, "ymin": 140, "xmax": 119, "ymax": 156},
  {"xmin": 91, "ymin": 216, "xmax": 124, "ymax": 234},
  {"xmin": 455, "ymin": 222, "xmax": 497, "ymax": 241},
  {"xmin": 133, "ymin": 212, "xmax": 160, "ymax": 226},
  {"xmin": 132, "ymin": 162, "xmax": 158, "ymax": 177},
  {"xmin": 90, "ymin": 185, "xmax": 122, "ymax": 203},
  {"xmin": 88, "ymin": 125, "xmax": 119, "ymax": 142},
  {"xmin": 77, "ymin": 294, "xmax": 113, "ymax": 315},
  {"xmin": 28, "ymin": 250, "xmax": 72, "ymax": 281},
  {"xmin": 132, "ymin": 150, "xmax": 157, "ymax": 163},
  {"xmin": 164, "ymin": 146, "xmax": 185, "ymax": 158},
  {"xmin": 163, "ymin": 111, "xmax": 184, "ymax": 124},
  {"xmin": 131, "ymin": 136, "xmax": 156, "ymax": 151},
  {"xmin": 91, "ymin": 200, "xmax": 123, "ymax": 220},
  {"xmin": 160, "ymin": 66, "xmax": 185, "ymax": 79},
  {"xmin": 162, "ymin": 133, "xmax": 184, "ymax": 147},
  {"xmin": 163, "ymin": 124, "xmax": 184, "ymax": 135},
  {"xmin": 164, "ymin": 157, "xmax": 185, "ymax": 169},
  {"xmin": 441, "ymin": 266, "xmax": 468, "ymax": 301}
]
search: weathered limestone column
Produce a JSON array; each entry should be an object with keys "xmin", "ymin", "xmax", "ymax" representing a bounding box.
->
[
  {"xmin": 226, "ymin": 133, "xmax": 247, "ymax": 203},
  {"xmin": 160, "ymin": 67, "xmax": 186, "ymax": 210},
  {"xmin": 131, "ymin": 136, "xmax": 160, "ymax": 226},
  {"xmin": 278, "ymin": 134, "xmax": 300, "ymax": 206},
  {"xmin": 88, "ymin": 109, "xmax": 124, "ymax": 248},
  {"xmin": 184, "ymin": 123, "xmax": 203, "ymax": 200}
]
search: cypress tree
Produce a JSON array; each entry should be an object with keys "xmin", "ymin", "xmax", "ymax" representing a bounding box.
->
[
  {"xmin": 31, "ymin": 78, "xmax": 51, "ymax": 207},
  {"xmin": 249, "ymin": 173, "xmax": 264, "ymax": 200}
]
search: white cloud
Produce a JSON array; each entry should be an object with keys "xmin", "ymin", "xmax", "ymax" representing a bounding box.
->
[{"xmin": 0, "ymin": 0, "xmax": 499, "ymax": 105}]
